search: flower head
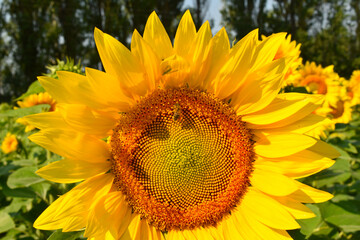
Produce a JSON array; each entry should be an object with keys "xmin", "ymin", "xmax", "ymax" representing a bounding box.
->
[
  {"xmin": 1, "ymin": 133, "xmax": 18, "ymax": 154},
  {"xmin": 287, "ymin": 62, "xmax": 352, "ymax": 133},
  {"xmin": 16, "ymin": 92, "xmax": 56, "ymax": 111},
  {"xmin": 348, "ymin": 70, "xmax": 360, "ymax": 106},
  {"xmin": 26, "ymin": 11, "xmax": 338, "ymax": 239}
]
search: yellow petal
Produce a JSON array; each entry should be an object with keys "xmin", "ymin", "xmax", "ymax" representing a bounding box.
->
[
  {"xmin": 254, "ymin": 132, "xmax": 317, "ymax": 158},
  {"xmin": 160, "ymin": 54, "xmax": 191, "ymax": 88},
  {"xmin": 34, "ymin": 173, "xmax": 113, "ymax": 230},
  {"xmin": 230, "ymin": 208, "xmax": 269, "ymax": 239},
  {"xmin": 307, "ymin": 139, "xmax": 340, "ymax": 159},
  {"xmin": 85, "ymin": 192, "xmax": 131, "ymax": 239},
  {"xmin": 212, "ymin": 29, "xmax": 258, "ymax": 99},
  {"xmin": 94, "ymin": 28, "xmax": 147, "ymax": 99},
  {"xmin": 263, "ymin": 113, "xmax": 327, "ymax": 135},
  {"xmin": 233, "ymin": 208, "xmax": 293, "ymax": 239},
  {"xmin": 174, "ymin": 10, "xmax": 196, "ymax": 57},
  {"xmin": 187, "ymin": 21, "xmax": 212, "ymax": 88},
  {"xmin": 240, "ymin": 188, "xmax": 300, "ymax": 229},
  {"xmin": 204, "ymin": 27, "xmax": 230, "ymax": 90},
  {"xmin": 274, "ymin": 196, "xmax": 316, "ymax": 219},
  {"xmin": 143, "ymin": 11, "xmax": 173, "ymax": 59},
  {"xmin": 57, "ymin": 103, "xmax": 117, "ymax": 138},
  {"xmin": 251, "ymin": 168, "xmax": 299, "ymax": 196},
  {"xmin": 62, "ymin": 215, "xmax": 88, "ymax": 232},
  {"xmin": 38, "ymin": 74, "xmax": 106, "ymax": 110},
  {"xmin": 231, "ymin": 58, "xmax": 290, "ymax": 115},
  {"xmin": 289, "ymin": 181, "xmax": 333, "ymax": 203},
  {"xmin": 255, "ymin": 150, "xmax": 335, "ymax": 179},
  {"xmin": 230, "ymin": 208, "xmax": 277, "ymax": 240},
  {"xmin": 220, "ymin": 217, "xmax": 245, "ymax": 240},
  {"xmin": 207, "ymin": 225, "xmax": 225, "ymax": 240},
  {"xmin": 251, "ymin": 32, "xmax": 287, "ymax": 70},
  {"xmin": 167, "ymin": 230, "xmax": 186, "ymax": 240},
  {"xmin": 191, "ymin": 227, "xmax": 216, "ymax": 240},
  {"xmin": 88, "ymin": 231, "xmax": 116, "ymax": 240},
  {"xmin": 243, "ymin": 93, "xmax": 322, "ymax": 128},
  {"xmin": 182, "ymin": 229, "xmax": 198, "ymax": 240},
  {"xmin": 119, "ymin": 214, "xmax": 157, "ymax": 240},
  {"xmin": 29, "ymin": 129, "xmax": 110, "ymax": 163},
  {"xmin": 131, "ymin": 30, "xmax": 161, "ymax": 89},
  {"xmin": 36, "ymin": 158, "xmax": 111, "ymax": 183},
  {"xmin": 85, "ymin": 68, "xmax": 135, "ymax": 112},
  {"xmin": 23, "ymin": 111, "xmax": 68, "ymax": 130},
  {"xmin": 148, "ymin": 224, "xmax": 164, "ymax": 240}
]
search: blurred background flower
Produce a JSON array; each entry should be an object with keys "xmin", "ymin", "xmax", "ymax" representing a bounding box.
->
[{"xmin": 1, "ymin": 132, "xmax": 18, "ymax": 154}]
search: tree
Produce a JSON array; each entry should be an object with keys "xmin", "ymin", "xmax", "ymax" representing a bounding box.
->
[
  {"xmin": 0, "ymin": 0, "xmax": 190, "ymax": 102},
  {"xmin": 221, "ymin": 0, "xmax": 268, "ymax": 40}
]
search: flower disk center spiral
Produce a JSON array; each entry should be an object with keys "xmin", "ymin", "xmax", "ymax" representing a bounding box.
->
[{"xmin": 110, "ymin": 88, "xmax": 254, "ymax": 231}]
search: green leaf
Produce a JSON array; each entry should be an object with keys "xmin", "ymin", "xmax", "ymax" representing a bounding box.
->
[
  {"xmin": 312, "ymin": 171, "xmax": 352, "ymax": 188},
  {"xmin": 0, "ymin": 228, "xmax": 22, "ymax": 240},
  {"xmin": 330, "ymin": 144, "xmax": 351, "ymax": 158},
  {"xmin": 31, "ymin": 182, "xmax": 51, "ymax": 200},
  {"xmin": 15, "ymin": 80, "xmax": 45, "ymax": 101},
  {"xmin": 0, "ymin": 212, "xmax": 15, "ymax": 234},
  {"xmin": 0, "ymin": 104, "xmax": 50, "ymax": 118},
  {"xmin": 297, "ymin": 204, "xmax": 323, "ymax": 237},
  {"xmin": 0, "ymin": 164, "xmax": 17, "ymax": 176},
  {"xmin": 2, "ymin": 198, "xmax": 33, "ymax": 214},
  {"xmin": 329, "ymin": 157, "xmax": 351, "ymax": 171},
  {"xmin": 47, "ymin": 230, "xmax": 84, "ymax": 240},
  {"xmin": 7, "ymin": 166, "xmax": 44, "ymax": 188},
  {"xmin": 319, "ymin": 201, "xmax": 360, "ymax": 233},
  {"xmin": 0, "ymin": 180, "xmax": 36, "ymax": 198},
  {"xmin": 13, "ymin": 159, "xmax": 37, "ymax": 167},
  {"xmin": 326, "ymin": 214, "xmax": 360, "ymax": 233}
]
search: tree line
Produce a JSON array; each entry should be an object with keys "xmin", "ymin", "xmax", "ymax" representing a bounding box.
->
[{"xmin": 0, "ymin": 0, "xmax": 359, "ymax": 102}]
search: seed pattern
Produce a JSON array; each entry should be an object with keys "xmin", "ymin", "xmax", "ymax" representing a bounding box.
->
[{"xmin": 110, "ymin": 88, "xmax": 254, "ymax": 231}]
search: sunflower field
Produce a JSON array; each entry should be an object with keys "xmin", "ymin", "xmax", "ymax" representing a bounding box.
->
[{"xmin": 1, "ymin": 5, "xmax": 360, "ymax": 240}]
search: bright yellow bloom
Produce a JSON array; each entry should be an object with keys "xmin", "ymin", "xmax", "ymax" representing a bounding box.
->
[
  {"xmin": 16, "ymin": 92, "xmax": 56, "ymax": 111},
  {"xmin": 287, "ymin": 61, "xmax": 338, "ymax": 94},
  {"xmin": 348, "ymin": 70, "xmax": 360, "ymax": 106},
  {"xmin": 318, "ymin": 77, "xmax": 352, "ymax": 124},
  {"xmin": 16, "ymin": 92, "xmax": 57, "ymax": 132},
  {"xmin": 26, "ymin": 11, "xmax": 338, "ymax": 240},
  {"xmin": 1, "ymin": 133, "xmax": 18, "ymax": 154},
  {"xmin": 287, "ymin": 62, "xmax": 352, "ymax": 133}
]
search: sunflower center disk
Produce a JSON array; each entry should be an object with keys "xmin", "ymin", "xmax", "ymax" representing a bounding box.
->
[{"xmin": 110, "ymin": 88, "xmax": 254, "ymax": 231}]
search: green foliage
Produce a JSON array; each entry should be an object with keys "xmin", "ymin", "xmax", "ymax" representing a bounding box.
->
[
  {"xmin": 287, "ymin": 108, "xmax": 360, "ymax": 239},
  {"xmin": 45, "ymin": 58, "xmax": 84, "ymax": 79},
  {"xmin": 0, "ymin": 57, "xmax": 85, "ymax": 240},
  {"xmin": 0, "ymin": 105, "xmax": 67, "ymax": 239}
]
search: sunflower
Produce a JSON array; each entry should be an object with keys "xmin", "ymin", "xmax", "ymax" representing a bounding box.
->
[
  {"xmin": 16, "ymin": 92, "xmax": 57, "ymax": 111},
  {"xmin": 16, "ymin": 92, "xmax": 57, "ymax": 132},
  {"xmin": 287, "ymin": 61, "xmax": 340, "ymax": 94},
  {"xmin": 348, "ymin": 70, "xmax": 360, "ymax": 106},
  {"xmin": 319, "ymin": 77, "xmax": 352, "ymax": 124},
  {"xmin": 25, "ymin": 11, "xmax": 338, "ymax": 239},
  {"xmin": 287, "ymin": 62, "xmax": 352, "ymax": 134},
  {"xmin": 1, "ymin": 132, "xmax": 18, "ymax": 154}
]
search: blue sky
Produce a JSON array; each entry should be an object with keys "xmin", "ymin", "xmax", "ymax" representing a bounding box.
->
[{"xmin": 183, "ymin": 0, "xmax": 274, "ymax": 33}]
